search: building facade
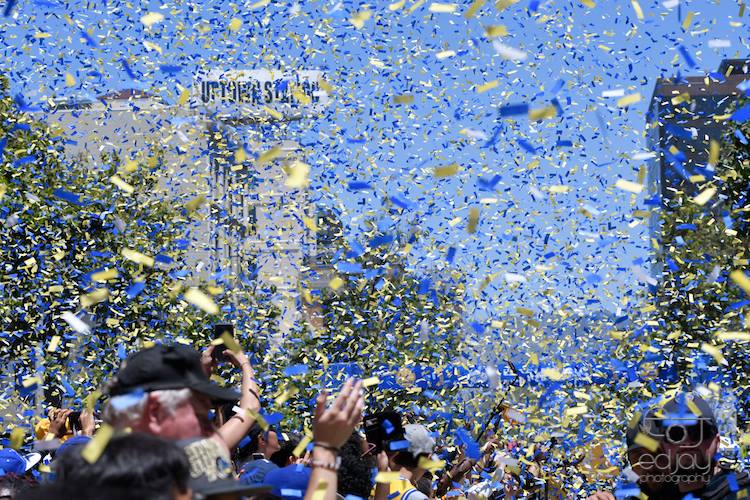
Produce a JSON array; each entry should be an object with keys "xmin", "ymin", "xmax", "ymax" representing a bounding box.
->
[
  {"xmin": 42, "ymin": 70, "xmax": 330, "ymax": 335},
  {"xmin": 647, "ymin": 59, "xmax": 749, "ymax": 202}
]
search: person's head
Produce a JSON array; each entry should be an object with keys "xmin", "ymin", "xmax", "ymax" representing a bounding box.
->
[
  {"xmin": 0, "ymin": 473, "xmax": 39, "ymax": 500},
  {"xmin": 415, "ymin": 470, "xmax": 434, "ymax": 498},
  {"xmin": 657, "ymin": 393, "xmax": 719, "ymax": 486},
  {"xmin": 626, "ymin": 393, "xmax": 719, "ymax": 493},
  {"xmin": 389, "ymin": 424, "xmax": 435, "ymax": 473},
  {"xmin": 53, "ymin": 432, "xmax": 192, "ymax": 500},
  {"xmin": 269, "ymin": 434, "xmax": 301, "ymax": 468},
  {"xmin": 338, "ymin": 433, "xmax": 374, "ymax": 499},
  {"xmin": 103, "ymin": 344, "xmax": 239, "ymax": 440},
  {"xmin": 238, "ymin": 424, "xmax": 280, "ymax": 461}
]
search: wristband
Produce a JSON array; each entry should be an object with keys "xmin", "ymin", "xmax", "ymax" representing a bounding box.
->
[
  {"xmin": 248, "ymin": 388, "xmax": 260, "ymax": 400},
  {"xmin": 310, "ymin": 456, "xmax": 341, "ymax": 471},
  {"xmin": 313, "ymin": 442, "xmax": 341, "ymax": 454}
]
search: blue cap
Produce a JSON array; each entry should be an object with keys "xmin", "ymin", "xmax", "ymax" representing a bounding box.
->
[
  {"xmin": 239, "ymin": 459, "xmax": 278, "ymax": 485},
  {"xmin": 56, "ymin": 435, "xmax": 92, "ymax": 456},
  {"xmin": 0, "ymin": 449, "xmax": 30, "ymax": 475},
  {"xmin": 263, "ymin": 465, "xmax": 312, "ymax": 500}
]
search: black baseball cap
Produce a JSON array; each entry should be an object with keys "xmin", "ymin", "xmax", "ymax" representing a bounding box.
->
[
  {"xmin": 626, "ymin": 392, "xmax": 718, "ymax": 451},
  {"xmin": 191, "ymin": 476, "xmax": 272, "ymax": 498},
  {"xmin": 107, "ymin": 344, "xmax": 240, "ymax": 403}
]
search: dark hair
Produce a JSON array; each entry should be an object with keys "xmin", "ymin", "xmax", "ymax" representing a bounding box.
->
[
  {"xmin": 0, "ymin": 472, "xmax": 39, "ymax": 497},
  {"xmin": 392, "ymin": 450, "xmax": 421, "ymax": 469},
  {"xmin": 415, "ymin": 471, "xmax": 433, "ymax": 497},
  {"xmin": 52, "ymin": 432, "xmax": 190, "ymax": 500},
  {"xmin": 270, "ymin": 433, "xmax": 301, "ymax": 468},
  {"xmin": 338, "ymin": 433, "xmax": 375, "ymax": 499},
  {"xmin": 16, "ymin": 483, "xmax": 164, "ymax": 500},
  {"xmin": 236, "ymin": 424, "xmax": 277, "ymax": 463}
]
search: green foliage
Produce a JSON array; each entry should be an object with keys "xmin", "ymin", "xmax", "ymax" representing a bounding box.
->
[
  {"xmin": 649, "ymin": 99, "xmax": 750, "ymax": 385},
  {"xmin": 262, "ymin": 230, "xmax": 467, "ymax": 432},
  {"xmin": 0, "ymin": 77, "xmax": 282, "ymax": 426}
]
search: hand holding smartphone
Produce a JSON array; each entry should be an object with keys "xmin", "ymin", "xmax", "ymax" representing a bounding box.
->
[{"xmin": 212, "ymin": 323, "xmax": 234, "ymax": 363}]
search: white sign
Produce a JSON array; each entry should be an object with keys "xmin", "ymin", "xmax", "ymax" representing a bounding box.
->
[{"xmin": 194, "ymin": 69, "xmax": 329, "ymax": 119}]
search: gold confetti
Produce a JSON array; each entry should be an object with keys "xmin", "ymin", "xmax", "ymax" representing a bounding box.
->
[
  {"xmin": 221, "ymin": 331, "xmax": 241, "ymax": 353},
  {"xmin": 10, "ymin": 427, "xmax": 25, "ymax": 450},
  {"xmin": 418, "ymin": 456, "xmax": 447, "ymax": 471},
  {"xmin": 581, "ymin": 0, "xmax": 596, "ymax": 7},
  {"xmin": 121, "ymin": 248, "xmax": 155, "ymax": 267},
  {"xmin": 81, "ymin": 288, "xmax": 110, "ymax": 308},
  {"xmin": 185, "ymin": 195, "xmax": 206, "ymax": 213},
  {"xmin": 292, "ymin": 431, "xmax": 313, "ymax": 457},
  {"xmin": 476, "ymin": 80, "xmax": 499, "ymax": 93},
  {"xmin": 464, "ymin": 0, "xmax": 486, "ymax": 18},
  {"xmin": 140, "ymin": 12, "xmax": 164, "ymax": 28},
  {"xmin": 682, "ymin": 11, "xmax": 694, "ymax": 30},
  {"xmin": 184, "ymin": 288, "xmax": 219, "ymax": 315},
  {"xmin": 484, "ymin": 25, "xmax": 508, "ymax": 37},
  {"xmin": 350, "ymin": 9, "xmax": 372, "ymax": 29},
  {"xmin": 228, "ymin": 17, "xmax": 242, "ymax": 32},
  {"xmin": 467, "ymin": 207, "xmax": 479, "ymax": 234},
  {"xmin": 691, "ymin": 187, "xmax": 716, "ymax": 206},
  {"xmin": 123, "ymin": 159, "xmax": 138, "ymax": 172},
  {"xmin": 389, "ymin": 0, "xmax": 406, "ymax": 10},
  {"xmin": 541, "ymin": 368, "xmax": 567, "ymax": 381},
  {"xmin": 393, "ymin": 94, "xmax": 414, "ymax": 104},
  {"xmin": 633, "ymin": 432, "xmax": 659, "ymax": 452},
  {"xmin": 258, "ymin": 146, "xmax": 283, "ymax": 165},
  {"xmin": 375, "ymin": 472, "xmax": 401, "ymax": 483},
  {"xmin": 328, "ymin": 276, "xmax": 345, "ymax": 290},
  {"xmin": 263, "ymin": 106, "xmax": 283, "ymax": 120},
  {"xmin": 730, "ymin": 270, "xmax": 750, "ymax": 295},
  {"xmin": 717, "ymin": 331, "xmax": 750, "ymax": 341},
  {"xmin": 362, "ymin": 376, "xmax": 381, "ymax": 387},
  {"xmin": 81, "ymin": 424, "xmax": 114, "ymax": 463},
  {"xmin": 701, "ymin": 343, "xmax": 727, "ymax": 365},
  {"xmin": 110, "ymin": 175, "xmax": 134, "ymax": 194},
  {"xmin": 436, "ymin": 50, "xmax": 456, "ymax": 59},
  {"xmin": 495, "ymin": 0, "xmax": 521, "ymax": 11},
  {"xmin": 630, "ymin": 0, "xmax": 644, "ymax": 20},
  {"xmin": 428, "ymin": 2, "xmax": 458, "ymax": 13},
  {"xmin": 529, "ymin": 105, "xmax": 557, "ymax": 121},
  {"xmin": 285, "ymin": 160, "xmax": 311, "ymax": 189},
  {"xmin": 303, "ymin": 216, "xmax": 318, "ymax": 231},
  {"xmin": 65, "ymin": 73, "xmax": 76, "ymax": 87},
  {"xmin": 615, "ymin": 179, "xmax": 643, "ymax": 194},
  {"xmin": 617, "ymin": 93, "xmax": 642, "ymax": 107},
  {"xmin": 312, "ymin": 480, "xmax": 329, "ymax": 500},
  {"xmin": 434, "ymin": 163, "xmax": 459, "ymax": 178},
  {"xmin": 709, "ymin": 140, "xmax": 720, "ymax": 165},
  {"xmin": 47, "ymin": 335, "xmax": 61, "ymax": 352},
  {"xmin": 91, "ymin": 268, "xmax": 118, "ymax": 282}
]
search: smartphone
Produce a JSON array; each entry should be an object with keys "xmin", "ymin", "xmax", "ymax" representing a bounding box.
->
[
  {"xmin": 212, "ymin": 324, "xmax": 233, "ymax": 362},
  {"xmin": 363, "ymin": 410, "xmax": 405, "ymax": 454},
  {"xmin": 67, "ymin": 411, "xmax": 81, "ymax": 432}
]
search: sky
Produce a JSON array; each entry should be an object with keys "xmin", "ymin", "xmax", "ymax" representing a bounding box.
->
[{"xmin": 1, "ymin": 0, "xmax": 749, "ymax": 325}]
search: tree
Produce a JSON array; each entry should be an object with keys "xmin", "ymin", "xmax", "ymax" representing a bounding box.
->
[
  {"xmin": 260, "ymin": 219, "xmax": 468, "ymax": 432},
  {"xmin": 0, "ymin": 77, "xmax": 279, "ymax": 429},
  {"xmin": 647, "ymin": 98, "xmax": 750, "ymax": 388}
]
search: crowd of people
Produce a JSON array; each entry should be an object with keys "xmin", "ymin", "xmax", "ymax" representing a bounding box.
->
[{"xmin": 1, "ymin": 341, "xmax": 749, "ymax": 500}]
